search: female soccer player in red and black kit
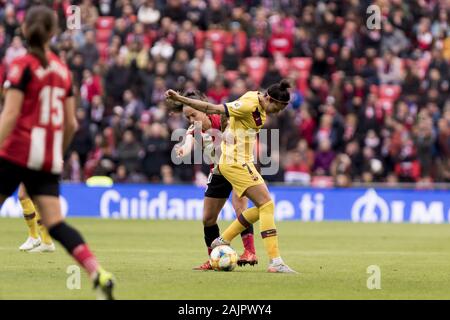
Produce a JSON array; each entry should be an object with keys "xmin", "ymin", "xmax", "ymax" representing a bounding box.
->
[{"xmin": 0, "ymin": 6, "xmax": 115, "ymax": 299}]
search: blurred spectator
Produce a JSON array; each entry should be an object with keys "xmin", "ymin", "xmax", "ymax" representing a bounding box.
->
[
  {"xmin": 117, "ymin": 130, "xmax": 143, "ymax": 174},
  {"xmin": 188, "ymin": 48, "xmax": 217, "ymax": 83},
  {"xmin": 104, "ymin": 55, "xmax": 130, "ymax": 106},
  {"xmin": 63, "ymin": 151, "xmax": 83, "ymax": 183},
  {"xmin": 142, "ymin": 123, "xmax": 171, "ymax": 181},
  {"xmin": 137, "ymin": 0, "xmax": 161, "ymax": 26},
  {"xmin": 80, "ymin": 69, "xmax": 102, "ymax": 108},
  {"xmin": 80, "ymin": 0, "xmax": 99, "ymax": 29},
  {"xmin": 4, "ymin": 36, "xmax": 25, "ymax": 65},
  {"xmin": 284, "ymin": 140, "xmax": 314, "ymax": 185},
  {"xmin": 313, "ymin": 139, "xmax": 335, "ymax": 176},
  {"xmin": 377, "ymin": 50, "xmax": 404, "ymax": 84}
]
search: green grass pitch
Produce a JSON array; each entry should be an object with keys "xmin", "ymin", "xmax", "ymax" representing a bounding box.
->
[{"xmin": 0, "ymin": 218, "xmax": 449, "ymax": 299}]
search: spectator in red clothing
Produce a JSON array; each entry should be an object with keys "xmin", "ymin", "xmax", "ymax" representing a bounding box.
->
[
  {"xmin": 416, "ymin": 17, "xmax": 433, "ymax": 51},
  {"xmin": 394, "ymin": 137, "xmax": 421, "ymax": 182},
  {"xmin": 246, "ymin": 28, "xmax": 268, "ymax": 57},
  {"xmin": 126, "ymin": 22, "xmax": 152, "ymax": 48},
  {"xmin": 298, "ymin": 106, "xmax": 316, "ymax": 147},
  {"xmin": 284, "ymin": 139, "xmax": 314, "ymax": 185},
  {"xmin": 80, "ymin": 69, "xmax": 103, "ymax": 108},
  {"xmin": 267, "ymin": 24, "xmax": 293, "ymax": 57},
  {"xmin": 206, "ymin": 78, "xmax": 229, "ymax": 104},
  {"xmin": 84, "ymin": 133, "xmax": 107, "ymax": 179}
]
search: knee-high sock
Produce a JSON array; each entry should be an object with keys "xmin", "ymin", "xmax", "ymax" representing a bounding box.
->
[
  {"xmin": 222, "ymin": 207, "xmax": 259, "ymax": 242},
  {"xmin": 240, "ymin": 224, "xmax": 255, "ymax": 254},
  {"xmin": 204, "ymin": 224, "xmax": 220, "ymax": 255},
  {"xmin": 259, "ymin": 201, "xmax": 280, "ymax": 260},
  {"xmin": 20, "ymin": 199, "xmax": 39, "ymax": 239},
  {"xmin": 35, "ymin": 210, "xmax": 53, "ymax": 245},
  {"xmin": 49, "ymin": 222, "xmax": 100, "ymax": 278}
]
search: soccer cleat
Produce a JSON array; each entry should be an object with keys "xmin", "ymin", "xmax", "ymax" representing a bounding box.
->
[
  {"xmin": 192, "ymin": 260, "xmax": 213, "ymax": 271},
  {"xmin": 237, "ymin": 250, "xmax": 258, "ymax": 266},
  {"xmin": 19, "ymin": 236, "xmax": 41, "ymax": 251},
  {"xmin": 267, "ymin": 263, "xmax": 298, "ymax": 274},
  {"xmin": 210, "ymin": 237, "xmax": 230, "ymax": 249},
  {"xmin": 93, "ymin": 268, "xmax": 115, "ymax": 300},
  {"xmin": 28, "ymin": 242, "xmax": 56, "ymax": 253}
]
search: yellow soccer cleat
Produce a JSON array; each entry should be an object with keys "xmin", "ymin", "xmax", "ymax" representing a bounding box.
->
[{"xmin": 93, "ymin": 268, "xmax": 115, "ymax": 300}]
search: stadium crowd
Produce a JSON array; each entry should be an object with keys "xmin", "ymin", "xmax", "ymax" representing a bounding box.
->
[{"xmin": 0, "ymin": 0, "xmax": 449, "ymax": 187}]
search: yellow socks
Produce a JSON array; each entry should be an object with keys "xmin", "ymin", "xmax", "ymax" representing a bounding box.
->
[
  {"xmin": 221, "ymin": 200, "xmax": 281, "ymax": 261},
  {"xmin": 20, "ymin": 198, "xmax": 53, "ymax": 244},
  {"xmin": 222, "ymin": 207, "xmax": 259, "ymax": 242},
  {"xmin": 20, "ymin": 199, "xmax": 39, "ymax": 239},
  {"xmin": 259, "ymin": 201, "xmax": 280, "ymax": 260},
  {"xmin": 35, "ymin": 211, "xmax": 53, "ymax": 245}
]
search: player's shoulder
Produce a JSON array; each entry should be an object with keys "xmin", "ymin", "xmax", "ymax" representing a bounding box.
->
[
  {"xmin": 9, "ymin": 53, "xmax": 34, "ymax": 69},
  {"xmin": 239, "ymin": 91, "xmax": 260, "ymax": 101},
  {"xmin": 48, "ymin": 51, "xmax": 69, "ymax": 71}
]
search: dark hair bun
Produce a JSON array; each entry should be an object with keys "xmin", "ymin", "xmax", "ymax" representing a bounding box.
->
[{"xmin": 279, "ymin": 79, "xmax": 291, "ymax": 91}]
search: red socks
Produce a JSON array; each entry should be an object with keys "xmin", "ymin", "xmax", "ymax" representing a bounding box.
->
[
  {"xmin": 72, "ymin": 244, "xmax": 99, "ymax": 277},
  {"xmin": 241, "ymin": 233, "xmax": 256, "ymax": 254}
]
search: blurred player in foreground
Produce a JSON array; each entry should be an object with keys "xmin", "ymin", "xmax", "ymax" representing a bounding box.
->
[
  {"xmin": 166, "ymin": 80, "xmax": 296, "ymax": 273},
  {"xmin": 0, "ymin": 6, "xmax": 115, "ymax": 299},
  {"xmin": 171, "ymin": 90, "xmax": 258, "ymax": 270}
]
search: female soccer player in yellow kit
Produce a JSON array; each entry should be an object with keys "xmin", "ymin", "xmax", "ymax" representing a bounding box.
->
[{"xmin": 165, "ymin": 80, "xmax": 296, "ymax": 273}]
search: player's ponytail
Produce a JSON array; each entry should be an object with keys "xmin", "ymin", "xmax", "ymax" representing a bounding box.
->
[
  {"xmin": 267, "ymin": 79, "xmax": 291, "ymax": 104},
  {"xmin": 24, "ymin": 6, "xmax": 55, "ymax": 68}
]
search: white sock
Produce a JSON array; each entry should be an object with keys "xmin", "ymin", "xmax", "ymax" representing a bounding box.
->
[{"xmin": 271, "ymin": 257, "xmax": 284, "ymax": 265}]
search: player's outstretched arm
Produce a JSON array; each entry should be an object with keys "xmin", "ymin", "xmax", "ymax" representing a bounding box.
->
[
  {"xmin": 0, "ymin": 89, "xmax": 24, "ymax": 148},
  {"xmin": 63, "ymin": 96, "xmax": 79, "ymax": 152},
  {"xmin": 165, "ymin": 89, "xmax": 225, "ymax": 115}
]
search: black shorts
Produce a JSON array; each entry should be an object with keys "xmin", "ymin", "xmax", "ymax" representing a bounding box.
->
[
  {"xmin": 0, "ymin": 158, "xmax": 60, "ymax": 198},
  {"xmin": 204, "ymin": 173, "xmax": 233, "ymax": 199}
]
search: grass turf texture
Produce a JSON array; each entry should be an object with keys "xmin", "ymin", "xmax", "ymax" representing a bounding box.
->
[{"xmin": 0, "ymin": 218, "xmax": 449, "ymax": 299}]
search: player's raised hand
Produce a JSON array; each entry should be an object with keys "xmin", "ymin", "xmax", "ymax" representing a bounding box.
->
[{"xmin": 165, "ymin": 89, "xmax": 180, "ymax": 101}]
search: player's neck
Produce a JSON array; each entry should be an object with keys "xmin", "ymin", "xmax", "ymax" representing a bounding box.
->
[{"xmin": 257, "ymin": 93, "xmax": 266, "ymax": 111}]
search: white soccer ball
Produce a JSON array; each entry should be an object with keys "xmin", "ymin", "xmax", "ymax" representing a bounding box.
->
[{"xmin": 209, "ymin": 245, "xmax": 238, "ymax": 271}]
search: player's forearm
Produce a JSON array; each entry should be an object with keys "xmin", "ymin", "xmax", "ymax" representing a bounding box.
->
[
  {"xmin": 62, "ymin": 121, "xmax": 78, "ymax": 152},
  {"xmin": 180, "ymin": 134, "xmax": 194, "ymax": 156},
  {"xmin": 0, "ymin": 91, "xmax": 22, "ymax": 148},
  {"xmin": 176, "ymin": 95, "xmax": 225, "ymax": 115},
  {"xmin": 0, "ymin": 112, "xmax": 19, "ymax": 148}
]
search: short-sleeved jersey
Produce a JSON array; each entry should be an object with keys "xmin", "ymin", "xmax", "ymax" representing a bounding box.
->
[
  {"xmin": 187, "ymin": 114, "xmax": 222, "ymax": 173},
  {"xmin": 220, "ymin": 91, "xmax": 266, "ymax": 164},
  {"xmin": 0, "ymin": 52, "xmax": 73, "ymax": 174}
]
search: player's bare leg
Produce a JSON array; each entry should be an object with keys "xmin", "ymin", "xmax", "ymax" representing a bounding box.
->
[
  {"xmin": 232, "ymin": 192, "xmax": 258, "ymax": 267},
  {"xmin": 32, "ymin": 195, "xmax": 116, "ymax": 299},
  {"xmin": 193, "ymin": 197, "xmax": 227, "ymax": 271}
]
